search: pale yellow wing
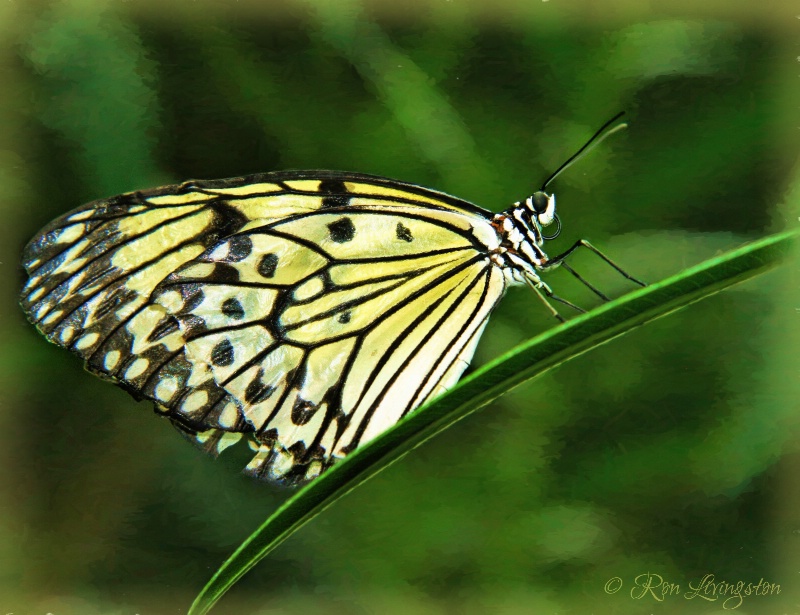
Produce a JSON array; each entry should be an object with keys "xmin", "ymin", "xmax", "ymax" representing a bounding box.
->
[{"xmin": 20, "ymin": 172, "xmax": 505, "ymax": 485}]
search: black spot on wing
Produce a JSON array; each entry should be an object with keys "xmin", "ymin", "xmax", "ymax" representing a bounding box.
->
[
  {"xmin": 179, "ymin": 284, "xmax": 205, "ymax": 313},
  {"xmin": 211, "ymin": 338, "xmax": 235, "ymax": 366},
  {"xmin": 223, "ymin": 235, "xmax": 253, "ymax": 262},
  {"xmin": 181, "ymin": 315, "xmax": 208, "ymax": 336},
  {"xmin": 291, "ymin": 397, "xmax": 319, "ymax": 425},
  {"xmin": 221, "ymin": 297, "xmax": 245, "ymax": 320},
  {"xmin": 327, "ymin": 217, "xmax": 355, "ymax": 243},
  {"xmin": 337, "ymin": 310, "xmax": 351, "ymax": 324},
  {"xmin": 396, "ymin": 222, "xmax": 413, "ymax": 242},
  {"xmin": 319, "ymin": 179, "xmax": 350, "ymax": 209},
  {"xmin": 319, "ymin": 179, "xmax": 346, "ymax": 193},
  {"xmin": 245, "ymin": 372, "xmax": 276, "ymax": 404},
  {"xmin": 257, "ymin": 253, "xmax": 279, "ymax": 278},
  {"xmin": 208, "ymin": 202, "xmax": 249, "ymax": 244},
  {"xmin": 288, "ymin": 440, "xmax": 308, "ymax": 459},
  {"xmin": 259, "ymin": 427, "xmax": 278, "ymax": 445},
  {"xmin": 209, "ymin": 263, "xmax": 240, "ymax": 283}
]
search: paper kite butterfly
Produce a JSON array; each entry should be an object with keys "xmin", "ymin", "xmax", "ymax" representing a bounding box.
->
[{"xmin": 20, "ymin": 114, "xmax": 640, "ymax": 486}]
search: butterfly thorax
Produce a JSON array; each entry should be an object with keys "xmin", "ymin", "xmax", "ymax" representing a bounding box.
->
[{"xmin": 490, "ymin": 190, "xmax": 557, "ymax": 286}]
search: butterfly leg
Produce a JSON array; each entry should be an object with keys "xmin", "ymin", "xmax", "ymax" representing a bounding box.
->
[
  {"xmin": 544, "ymin": 239, "xmax": 646, "ymax": 288},
  {"xmin": 556, "ymin": 260, "xmax": 611, "ymax": 301},
  {"xmin": 539, "ymin": 239, "xmax": 646, "ymax": 303},
  {"xmin": 524, "ymin": 276, "xmax": 586, "ymax": 323}
]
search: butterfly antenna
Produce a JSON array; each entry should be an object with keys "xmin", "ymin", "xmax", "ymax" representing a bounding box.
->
[{"xmin": 541, "ymin": 111, "xmax": 627, "ymax": 191}]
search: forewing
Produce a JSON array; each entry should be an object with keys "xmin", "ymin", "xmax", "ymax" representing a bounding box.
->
[{"xmin": 20, "ymin": 171, "xmax": 491, "ymax": 354}]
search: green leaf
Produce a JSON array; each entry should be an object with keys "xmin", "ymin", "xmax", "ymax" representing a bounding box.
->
[{"xmin": 188, "ymin": 229, "xmax": 797, "ymax": 615}]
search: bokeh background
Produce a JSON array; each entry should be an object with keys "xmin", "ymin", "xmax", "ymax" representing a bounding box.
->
[{"xmin": 1, "ymin": 1, "xmax": 798, "ymax": 613}]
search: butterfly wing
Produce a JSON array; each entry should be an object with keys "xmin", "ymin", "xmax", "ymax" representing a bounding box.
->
[
  {"xmin": 155, "ymin": 211, "xmax": 506, "ymax": 483},
  {"xmin": 20, "ymin": 171, "xmax": 490, "ymax": 350},
  {"xmin": 20, "ymin": 172, "xmax": 506, "ymax": 484}
]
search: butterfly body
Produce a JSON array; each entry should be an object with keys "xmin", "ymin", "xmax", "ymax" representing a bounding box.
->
[{"xmin": 21, "ymin": 171, "xmax": 557, "ymax": 485}]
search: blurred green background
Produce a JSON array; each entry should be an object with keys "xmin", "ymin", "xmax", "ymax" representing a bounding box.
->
[{"xmin": 1, "ymin": 0, "xmax": 798, "ymax": 613}]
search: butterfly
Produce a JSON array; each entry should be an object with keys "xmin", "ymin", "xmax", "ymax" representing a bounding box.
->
[{"xmin": 20, "ymin": 114, "xmax": 639, "ymax": 486}]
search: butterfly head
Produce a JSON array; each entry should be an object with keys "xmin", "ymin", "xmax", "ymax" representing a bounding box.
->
[{"xmin": 499, "ymin": 189, "xmax": 560, "ymax": 249}]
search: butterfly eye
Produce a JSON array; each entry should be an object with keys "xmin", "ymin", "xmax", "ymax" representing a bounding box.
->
[
  {"xmin": 529, "ymin": 191, "xmax": 556, "ymax": 227},
  {"xmin": 530, "ymin": 192, "xmax": 550, "ymax": 214}
]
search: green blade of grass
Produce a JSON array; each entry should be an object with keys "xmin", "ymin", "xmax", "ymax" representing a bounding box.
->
[{"xmin": 188, "ymin": 229, "xmax": 797, "ymax": 615}]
